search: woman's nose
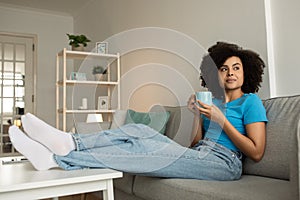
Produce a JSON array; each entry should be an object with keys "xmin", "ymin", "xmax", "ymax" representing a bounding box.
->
[{"xmin": 227, "ymin": 71, "xmax": 233, "ymax": 76}]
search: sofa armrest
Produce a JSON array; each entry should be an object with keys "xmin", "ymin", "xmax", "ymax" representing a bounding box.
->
[{"xmin": 290, "ymin": 119, "xmax": 300, "ymax": 199}]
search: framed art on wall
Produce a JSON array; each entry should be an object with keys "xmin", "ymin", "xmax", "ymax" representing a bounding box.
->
[
  {"xmin": 98, "ymin": 96, "xmax": 109, "ymax": 110},
  {"xmin": 96, "ymin": 42, "xmax": 108, "ymax": 54}
]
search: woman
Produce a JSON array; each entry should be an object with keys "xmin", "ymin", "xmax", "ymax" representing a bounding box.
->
[
  {"xmin": 189, "ymin": 41, "xmax": 267, "ymax": 162},
  {"xmin": 9, "ymin": 41, "xmax": 267, "ymax": 181}
]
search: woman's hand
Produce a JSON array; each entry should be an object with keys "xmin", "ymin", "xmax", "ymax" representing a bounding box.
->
[
  {"xmin": 187, "ymin": 94, "xmax": 200, "ymax": 116},
  {"xmin": 197, "ymin": 100, "xmax": 226, "ymax": 125}
]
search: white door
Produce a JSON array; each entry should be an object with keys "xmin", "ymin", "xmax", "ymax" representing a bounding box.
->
[{"xmin": 0, "ymin": 33, "xmax": 35, "ymax": 155}]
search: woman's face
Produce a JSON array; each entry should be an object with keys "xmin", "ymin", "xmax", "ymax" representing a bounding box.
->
[{"xmin": 218, "ymin": 56, "xmax": 244, "ymax": 92}]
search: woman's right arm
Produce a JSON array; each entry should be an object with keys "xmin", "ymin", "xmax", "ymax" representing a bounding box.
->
[
  {"xmin": 190, "ymin": 115, "xmax": 203, "ymax": 147},
  {"xmin": 187, "ymin": 94, "xmax": 203, "ymax": 147}
]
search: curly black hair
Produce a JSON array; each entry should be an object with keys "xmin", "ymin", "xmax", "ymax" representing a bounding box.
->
[{"xmin": 200, "ymin": 41, "xmax": 265, "ymax": 99}]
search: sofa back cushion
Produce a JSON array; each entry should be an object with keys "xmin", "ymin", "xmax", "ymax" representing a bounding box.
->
[
  {"xmin": 110, "ymin": 110, "xmax": 127, "ymax": 129},
  {"xmin": 75, "ymin": 121, "xmax": 111, "ymax": 134},
  {"xmin": 243, "ymin": 95, "xmax": 300, "ymax": 180},
  {"xmin": 163, "ymin": 106, "xmax": 194, "ymax": 147},
  {"xmin": 124, "ymin": 109, "xmax": 170, "ymax": 134}
]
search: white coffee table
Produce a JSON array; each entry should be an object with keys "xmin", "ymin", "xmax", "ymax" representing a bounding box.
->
[{"xmin": 0, "ymin": 156, "xmax": 123, "ymax": 200}]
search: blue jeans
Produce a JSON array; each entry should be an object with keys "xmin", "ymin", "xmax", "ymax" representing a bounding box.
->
[{"xmin": 54, "ymin": 124, "xmax": 242, "ymax": 180}]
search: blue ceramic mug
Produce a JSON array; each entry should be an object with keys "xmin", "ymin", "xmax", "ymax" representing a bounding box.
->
[{"xmin": 195, "ymin": 91, "xmax": 212, "ymax": 106}]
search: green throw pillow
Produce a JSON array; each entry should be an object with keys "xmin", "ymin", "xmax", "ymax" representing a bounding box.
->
[{"xmin": 125, "ymin": 109, "xmax": 170, "ymax": 134}]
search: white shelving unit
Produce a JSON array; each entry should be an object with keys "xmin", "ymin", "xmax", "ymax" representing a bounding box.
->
[{"xmin": 56, "ymin": 48, "xmax": 120, "ymax": 131}]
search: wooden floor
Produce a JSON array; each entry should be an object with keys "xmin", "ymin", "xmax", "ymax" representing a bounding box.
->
[{"xmin": 43, "ymin": 191, "xmax": 103, "ymax": 200}]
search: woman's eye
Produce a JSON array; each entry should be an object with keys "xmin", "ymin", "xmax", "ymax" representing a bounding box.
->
[
  {"xmin": 220, "ymin": 67, "xmax": 227, "ymax": 72},
  {"xmin": 233, "ymin": 66, "xmax": 240, "ymax": 71}
]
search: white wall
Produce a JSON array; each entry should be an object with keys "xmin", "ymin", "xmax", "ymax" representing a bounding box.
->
[
  {"xmin": 0, "ymin": 0, "xmax": 282, "ymax": 125},
  {"xmin": 74, "ymin": 0, "xmax": 269, "ymax": 111},
  {"xmin": 0, "ymin": 5, "xmax": 73, "ymax": 125},
  {"xmin": 269, "ymin": 0, "xmax": 300, "ymax": 96}
]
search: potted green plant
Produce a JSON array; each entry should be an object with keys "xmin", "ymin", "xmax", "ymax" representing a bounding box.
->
[
  {"xmin": 67, "ymin": 33, "xmax": 91, "ymax": 51},
  {"xmin": 92, "ymin": 66, "xmax": 107, "ymax": 81}
]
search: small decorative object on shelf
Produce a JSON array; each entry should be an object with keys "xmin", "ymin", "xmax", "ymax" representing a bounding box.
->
[
  {"xmin": 98, "ymin": 96, "xmax": 109, "ymax": 110},
  {"xmin": 70, "ymin": 72, "xmax": 87, "ymax": 81},
  {"xmin": 79, "ymin": 98, "xmax": 88, "ymax": 110},
  {"xmin": 92, "ymin": 66, "xmax": 107, "ymax": 81},
  {"xmin": 86, "ymin": 114, "xmax": 103, "ymax": 123},
  {"xmin": 96, "ymin": 42, "xmax": 108, "ymax": 54},
  {"xmin": 67, "ymin": 33, "xmax": 91, "ymax": 51}
]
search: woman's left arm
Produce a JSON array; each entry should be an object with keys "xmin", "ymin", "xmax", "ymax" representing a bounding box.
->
[
  {"xmin": 222, "ymin": 119, "xmax": 266, "ymax": 162},
  {"xmin": 198, "ymin": 101, "xmax": 266, "ymax": 162}
]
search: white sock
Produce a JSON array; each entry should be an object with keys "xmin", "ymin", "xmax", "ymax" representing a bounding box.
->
[
  {"xmin": 21, "ymin": 113, "xmax": 75, "ymax": 156},
  {"xmin": 9, "ymin": 125, "xmax": 59, "ymax": 171}
]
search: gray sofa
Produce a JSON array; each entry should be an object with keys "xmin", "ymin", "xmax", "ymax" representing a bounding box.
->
[
  {"xmin": 79, "ymin": 95, "xmax": 299, "ymax": 200},
  {"xmin": 111, "ymin": 95, "xmax": 300, "ymax": 200}
]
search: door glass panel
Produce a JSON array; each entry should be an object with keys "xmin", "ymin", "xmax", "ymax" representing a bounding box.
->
[
  {"xmin": 15, "ymin": 97, "xmax": 24, "ymax": 108},
  {"xmin": 15, "ymin": 73, "xmax": 23, "ymax": 79},
  {"xmin": 15, "ymin": 87, "xmax": 24, "ymax": 97},
  {"xmin": 3, "ymin": 98, "xmax": 13, "ymax": 113},
  {"xmin": 3, "ymin": 72, "xmax": 13, "ymax": 79},
  {"xmin": 15, "ymin": 44, "xmax": 25, "ymax": 61},
  {"xmin": 4, "ymin": 44, "xmax": 13, "ymax": 60},
  {"xmin": 15, "ymin": 79, "xmax": 24, "ymax": 86},
  {"xmin": 16, "ymin": 62, "xmax": 25, "ymax": 75},
  {"xmin": 3, "ymin": 79, "xmax": 13, "ymax": 86},
  {"xmin": 4, "ymin": 62, "xmax": 13, "ymax": 73},
  {"xmin": 3, "ymin": 86, "xmax": 13, "ymax": 97}
]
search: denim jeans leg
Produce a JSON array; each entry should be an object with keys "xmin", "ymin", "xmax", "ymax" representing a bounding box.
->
[
  {"xmin": 71, "ymin": 123, "xmax": 171, "ymax": 151},
  {"xmin": 55, "ymin": 124, "xmax": 176, "ymax": 170},
  {"xmin": 142, "ymin": 141, "xmax": 242, "ymax": 180},
  {"xmin": 54, "ymin": 124, "xmax": 242, "ymax": 180}
]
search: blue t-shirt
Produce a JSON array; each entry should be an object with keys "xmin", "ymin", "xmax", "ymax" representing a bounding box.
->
[{"xmin": 202, "ymin": 93, "xmax": 268, "ymax": 151}]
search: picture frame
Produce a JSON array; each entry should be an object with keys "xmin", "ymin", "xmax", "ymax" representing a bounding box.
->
[
  {"xmin": 96, "ymin": 42, "xmax": 108, "ymax": 54},
  {"xmin": 97, "ymin": 96, "xmax": 109, "ymax": 110},
  {"xmin": 70, "ymin": 72, "xmax": 87, "ymax": 81}
]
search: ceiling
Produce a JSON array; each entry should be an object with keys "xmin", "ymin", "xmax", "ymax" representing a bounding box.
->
[{"xmin": 0, "ymin": 0, "xmax": 93, "ymax": 16}]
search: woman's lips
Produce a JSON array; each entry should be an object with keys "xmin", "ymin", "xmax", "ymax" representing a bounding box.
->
[{"xmin": 226, "ymin": 78, "xmax": 236, "ymax": 83}]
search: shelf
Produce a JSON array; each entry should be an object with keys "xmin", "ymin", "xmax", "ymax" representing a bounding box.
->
[
  {"xmin": 58, "ymin": 109, "xmax": 116, "ymax": 114},
  {"xmin": 56, "ymin": 48, "xmax": 121, "ymax": 131},
  {"xmin": 57, "ymin": 49, "xmax": 118, "ymax": 59},
  {"xmin": 57, "ymin": 80, "xmax": 118, "ymax": 86}
]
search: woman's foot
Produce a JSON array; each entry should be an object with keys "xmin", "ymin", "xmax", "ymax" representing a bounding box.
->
[
  {"xmin": 9, "ymin": 125, "xmax": 59, "ymax": 170},
  {"xmin": 21, "ymin": 113, "xmax": 75, "ymax": 156}
]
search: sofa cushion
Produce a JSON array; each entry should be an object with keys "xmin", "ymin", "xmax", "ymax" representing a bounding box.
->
[
  {"xmin": 133, "ymin": 175, "xmax": 293, "ymax": 200},
  {"xmin": 125, "ymin": 109, "xmax": 170, "ymax": 134},
  {"xmin": 243, "ymin": 95, "xmax": 300, "ymax": 180},
  {"xmin": 75, "ymin": 121, "xmax": 111, "ymax": 134},
  {"xmin": 163, "ymin": 106, "xmax": 194, "ymax": 147},
  {"xmin": 110, "ymin": 110, "xmax": 127, "ymax": 129}
]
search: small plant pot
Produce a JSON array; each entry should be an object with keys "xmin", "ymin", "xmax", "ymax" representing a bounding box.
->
[
  {"xmin": 72, "ymin": 44, "xmax": 84, "ymax": 51},
  {"xmin": 94, "ymin": 74, "xmax": 107, "ymax": 81}
]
